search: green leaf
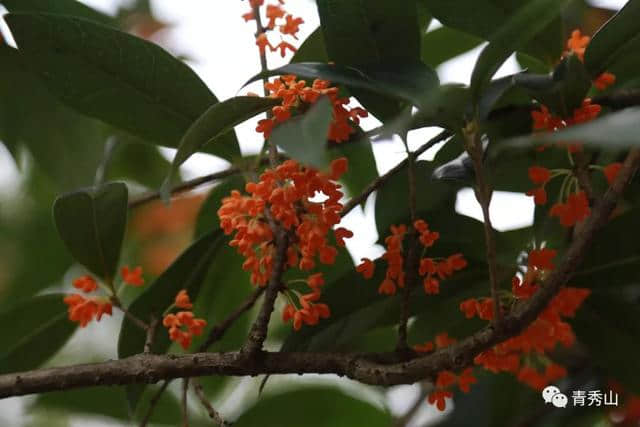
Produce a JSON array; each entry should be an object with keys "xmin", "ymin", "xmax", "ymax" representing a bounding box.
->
[
  {"xmin": 162, "ymin": 96, "xmax": 279, "ymax": 198},
  {"xmin": 53, "ymin": 182, "xmax": 128, "ymax": 281},
  {"xmin": 501, "ymin": 107, "xmax": 640, "ymax": 150},
  {"xmin": 0, "ymin": 44, "xmax": 109, "ymax": 190},
  {"xmin": 0, "ymin": 0, "xmax": 116, "ymax": 26},
  {"xmin": 233, "ymin": 387, "xmax": 393, "ymax": 427},
  {"xmin": 423, "ymin": 0, "xmax": 565, "ymax": 63},
  {"xmin": 291, "ymin": 27, "xmax": 328, "ymax": 63},
  {"xmin": 411, "ymin": 84, "xmax": 471, "ymax": 130},
  {"xmin": 421, "ymin": 26, "xmax": 483, "ymax": 68},
  {"xmin": 5, "ymin": 12, "xmax": 240, "ymax": 161},
  {"xmin": 585, "ymin": 0, "xmax": 640, "ymax": 77},
  {"xmin": 271, "ymin": 96, "xmax": 333, "ymax": 169},
  {"xmin": 107, "ymin": 140, "xmax": 174, "ymax": 189},
  {"xmin": 573, "ymin": 208, "xmax": 640, "ymax": 288},
  {"xmin": 313, "ymin": 0, "xmax": 424, "ymax": 119},
  {"xmin": 117, "ymin": 230, "xmax": 224, "ymax": 410},
  {"xmin": 0, "ymin": 294, "xmax": 77, "ymax": 374},
  {"xmin": 328, "ymin": 130, "xmax": 378, "ymax": 199},
  {"xmin": 245, "ymin": 62, "xmax": 439, "ymax": 111},
  {"xmin": 470, "ymin": 0, "xmax": 572, "ymax": 104},
  {"xmin": 572, "ymin": 294, "xmax": 640, "ymax": 393}
]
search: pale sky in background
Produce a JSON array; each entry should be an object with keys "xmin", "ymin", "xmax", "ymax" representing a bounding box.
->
[{"xmin": 0, "ymin": 1, "xmax": 628, "ymax": 425}]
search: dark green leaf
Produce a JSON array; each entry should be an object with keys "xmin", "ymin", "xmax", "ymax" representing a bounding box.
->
[
  {"xmin": 572, "ymin": 294, "xmax": 640, "ymax": 393},
  {"xmin": 271, "ymin": 96, "xmax": 333, "ymax": 169},
  {"xmin": 245, "ymin": 62, "xmax": 439, "ymax": 111},
  {"xmin": 423, "ymin": 0, "xmax": 565, "ymax": 63},
  {"xmin": 328, "ymin": 130, "xmax": 378, "ymax": 199},
  {"xmin": 421, "ymin": 26, "xmax": 483, "ymax": 68},
  {"xmin": 0, "ymin": 44, "xmax": 109, "ymax": 190},
  {"xmin": 53, "ymin": 182, "xmax": 128, "ymax": 281},
  {"xmin": 161, "ymin": 96, "xmax": 278, "ymax": 198},
  {"xmin": 291, "ymin": 27, "xmax": 328, "ymax": 63},
  {"xmin": 0, "ymin": 294, "xmax": 77, "ymax": 374},
  {"xmin": 117, "ymin": 230, "xmax": 224, "ymax": 409},
  {"xmin": 470, "ymin": 0, "xmax": 572, "ymax": 103},
  {"xmin": 585, "ymin": 0, "xmax": 640, "ymax": 77},
  {"xmin": 0, "ymin": 0, "xmax": 115, "ymax": 26},
  {"xmin": 234, "ymin": 387, "xmax": 393, "ymax": 427},
  {"xmin": 501, "ymin": 107, "xmax": 640, "ymax": 150},
  {"xmin": 107, "ymin": 139, "xmax": 174, "ymax": 189},
  {"xmin": 5, "ymin": 13, "xmax": 240, "ymax": 161},
  {"xmin": 411, "ymin": 84, "xmax": 471, "ymax": 130}
]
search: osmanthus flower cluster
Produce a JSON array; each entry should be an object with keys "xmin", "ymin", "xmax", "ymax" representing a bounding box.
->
[
  {"xmin": 527, "ymin": 29, "xmax": 621, "ymax": 228},
  {"xmin": 162, "ymin": 290, "xmax": 207, "ymax": 350},
  {"xmin": 242, "ymin": 0, "xmax": 303, "ymax": 58},
  {"xmin": 63, "ymin": 266, "xmax": 144, "ymax": 327},
  {"xmin": 218, "ymin": 158, "xmax": 353, "ymax": 330},
  {"xmin": 356, "ymin": 220, "xmax": 467, "ymax": 296},
  {"xmin": 461, "ymin": 249, "xmax": 590, "ymax": 391},
  {"xmin": 256, "ymin": 75, "xmax": 369, "ymax": 143},
  {"xmin": 414, "ymin": 333, "xmax": 478, "ymax": 411}
]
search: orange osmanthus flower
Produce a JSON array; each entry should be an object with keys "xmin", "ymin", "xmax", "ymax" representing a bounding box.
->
[
  {"xmin": 121, "ymin": 265, "xmax": 144, "ymax": 287},
  {"xmin": 550, "ymin": 191, "xmax": 590, "ymax": 227},
  {"xmin": 175, "ymin": 289, "xmax": 193, "ymax": 309},
  {"xmin": 163, "ymin": 290, "xmax": 207, "ymax": 350},
  {"xmin": 63, "ymin": 294, "xmax": 112, "ymax": 327},
  {"xmin": 72, "ymin": 275, "xmax": 98, "ymax": 293},
  {"xmin": 603, "ymin": 162, "xmax": 623, "ymax": 185}
]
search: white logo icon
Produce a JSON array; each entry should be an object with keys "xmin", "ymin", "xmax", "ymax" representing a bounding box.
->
[
  {"xmin": 552, "ymin": 393, "xmax": 568, "ymax": 408},
  {"xmin": 542, "ymin": 385, "xmax": 568, "ymax": 408},
  {"xmin": 542, "ymin": 385, "xmax": 560, "ymax": 404}
]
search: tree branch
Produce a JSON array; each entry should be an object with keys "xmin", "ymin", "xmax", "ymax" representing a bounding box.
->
[
  {"xmin": 464, "ymin": 124, "xmax": 503, "ymax": 328},
  {"xmin": 340, "ymin": 130, "xmax": 451, "ymax": 217},
  {"xmin": 192, "ymin": 379, "xmax": 227, "ymax": 426},
  {"xmin": 199, "ymin": 287, "xmax": 264, "ymax": 352},
  {"xmin": 129, "ymin": 167, "xmax": 241, "ymax": 209},
  {"xmin": 139, "ymin": 380, "xmax": 170, "ymax": 427}
]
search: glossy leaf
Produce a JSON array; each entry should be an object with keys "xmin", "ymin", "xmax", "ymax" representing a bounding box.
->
[
  {"xmin": 572, "ymin": 294, "xmax": 640, "ymax": 393},
  {"xmin": 53, "ymin": 182, "xmax": 128, "ymax": 281},
  {"xmin": 5, "ymin": 13, "xmax": 240, "ymax": 161},
  {"xmin": 291, "ymin": 27, "xmax": 328, "ymax": 63},
  {"xmin": 270, "ymin": 96, "xmax": 333, "ymax": 169},
  {"xmin": 585, "ymin": 0, "xmax": 640, "ymax": 77},
  {"xmin": 421, "ymin": 26, "xmax": 483, "ymax": 68},
  {"xmin": 0, "ymin": 0, "xmax": 115, "ymax": 26},
  {"xmin": 0, "ymin": 294, "xmax": 77, "ymax": 374},
  {"xmin": 246, "ymin": 62, "xmax": 439, "ymax": 111},
  {"xmin": 423, "ymin": 0, "xmax": 564, "ymax": 63},
  {"xmin": 470, "ymin": 0, "xmax": 572, "ymax": 103},
  {"xmin": 0, "ymin": 44, "xmax": 109, "ymax": 190},
  {"xmin": 234, "ymin": 387, "xmax": 393, "ymax": 427},
  {"xmin": 162, "ymin": 96, "xmax": 279, "ymax": 197},
  {"xmin": 501, "ymin": 107, "xmax": 640, "ymax": 150}
]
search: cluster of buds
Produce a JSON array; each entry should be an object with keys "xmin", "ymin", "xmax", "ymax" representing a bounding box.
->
[
  {"xmin": 162, "ymin": 290, "xmax": 207, "ymax": 350},
  {"xmin": 282, "ymin": 273, "xmax": 330, "ymax": 330},
  {"xmin": 63, "ymin": 265, "xmax": 144, "ymax": 327},
  {"xmin": 256, "ymin": 75, "xmax": 368, "ymax": 143},
  {"xmin": 242, "ymin": 0, "xmax": 303, "ymax": 58},
  {"xmin": 356, "ymin": 220, "xmax": 467, "ymax": 296},
  {"xmin": 218, "ymin": 158, "xmax": 353, "ymax": 330},
  {"xmin": 463, "ymin": 249, "xmax": 591, "ymax": 390}
]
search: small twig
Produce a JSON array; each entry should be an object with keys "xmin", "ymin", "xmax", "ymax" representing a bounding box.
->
[
  {"xmin": 128, "ymin": 167, "xmax": 241, "ymax": 209},
  {"xmin": 144, "ymin": 315, "xmax": 159, "ymax": 354},
  {"xmin": 572, "ymin": 151, "xmax": 595, "ymax": 202},
  {"xmin": 340, "ymin": 130, "xmax": 451, "ymax": 217},
  {"xmin": 139, "ymin": 380, "xmax": 170, "ymax": 427},
  {"xmin": 199, "ymin": 287, "xmax": 265, "ymax": 352},
  {"xmin": 182, "ymin": 378, "xmax": 190, "ymax": 427},
  {"xmin": 192, "ymin": 379, "xmax": 227, "ymax": 426},
  {"xmin": 111, "ymin": 297, "xmax": 149, "ymax": 331},
  {"xmin": 463, "ymin": 123, "xmax": 503, "ymax": 328}
]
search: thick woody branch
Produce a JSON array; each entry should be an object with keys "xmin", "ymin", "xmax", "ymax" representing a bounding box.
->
[{"xmin": 0, "ymin": 153, "xmax": 636, "ymax": 401}]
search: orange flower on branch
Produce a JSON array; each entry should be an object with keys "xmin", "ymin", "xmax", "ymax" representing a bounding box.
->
[
  {"xmin": 162, "ymin": 290, "xmax": 206, "ymax": 350},
  {"xmin": 121, "ymin": 265, "xmax": 144, "ymax": 287},
  {"xmin": 72, "ymin": 275, "xmax": 98, "ymax": 293},
  {"xmin": 63, "ymin": 294, "xmax": 112, "ymax": 328}
]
